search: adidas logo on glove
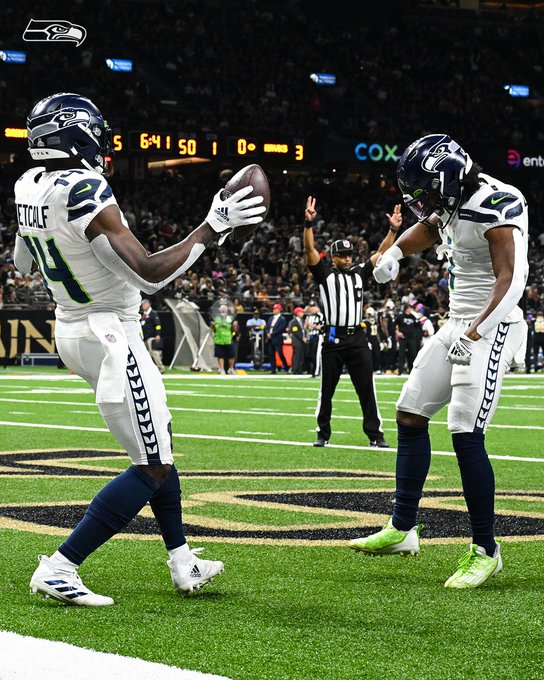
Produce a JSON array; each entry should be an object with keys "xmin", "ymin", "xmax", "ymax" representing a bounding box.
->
[{"xmin": 213, "ymin": 206, "xmax": 229, "ymax": 223}]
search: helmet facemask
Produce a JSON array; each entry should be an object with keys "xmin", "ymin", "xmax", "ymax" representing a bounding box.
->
[
  {"xmin": 402, "ymin": 178, "xmax": 461, "ymax": 229},
  {"xmin": 397, "ymin": 134, "xmax": 472, "ymax": 229}
]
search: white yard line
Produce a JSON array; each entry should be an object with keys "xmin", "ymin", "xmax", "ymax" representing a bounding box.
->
[
  {"xmin": 0, "ymin": 420, "xmax": 542, "ymax": 463},
  {"xmin": 0, "ymin": 397, "xmax": 544, "ymax": 430},
  {"xmin": 0, "ymin": 397, "xmax": 540, "ymax": 429},
  {"xmin": 236, "ymin": 430, "xmax": 274, "ymax": 435},
  {"xmin": 0, "ymin": 630, "xmax": 230, "ymax": 680}
]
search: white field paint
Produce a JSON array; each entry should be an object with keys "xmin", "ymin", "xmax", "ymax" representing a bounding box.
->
[
  {"xmin": 0, "ymin": 630, "xmax": 230, "ymax": 680},
  {"xmin": 0, "ymin": 397, "xmax": 540, "ymax": 431},
  {"xmin": 0, "ymin": 420, "xmax": 542, "ymax": 463},
  {"xmin": 0, "ymin": 393, "xmax": 540, "ymax": 415}
]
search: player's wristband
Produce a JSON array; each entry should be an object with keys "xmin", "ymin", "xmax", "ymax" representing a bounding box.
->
[
  {"xmin": 386, "ymin": 244, "xmax": 404, "ymax": 261},
  {"xmin": 304, "ymin": 219, "xmax": 314, "ymax": 229},
  {"xmin": 389, "ymin": 226, "xmax": 399, "ymax": 233}
]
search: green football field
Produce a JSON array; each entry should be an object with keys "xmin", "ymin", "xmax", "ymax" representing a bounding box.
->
[{"xmin": 0, "ymin": 368, "xmax": 543, "ymax": 679}]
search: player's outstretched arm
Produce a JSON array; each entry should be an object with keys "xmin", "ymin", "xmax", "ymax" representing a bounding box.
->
[
  {"xmin": 373, "ymin": 218, "xmax": 440, "ymax": 284},
  {"xmin": 86, "ymin": 186, "xmax": 266, "ymax": 293},
  {"xmin": 303, "ymin": 196, "xmax": 320, "ymax": 266},
  {"xmin": 86, "ymin": 205, "xmax": 215, "ymax": 292}
]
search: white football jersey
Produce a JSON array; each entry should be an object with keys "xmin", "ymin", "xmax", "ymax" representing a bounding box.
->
[
  {"xmin": 439, "ymin": 173, "xmax": 528, "ymax": 323},
  {"xmin": 15, "ymin": 166, "xmax": 141, "ymax": 322}
]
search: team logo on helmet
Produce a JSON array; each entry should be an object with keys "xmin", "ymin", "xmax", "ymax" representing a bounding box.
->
[
  {"xmin": 422, "ymin": 139, "xmax": 461, "ymax": 172},
  {"xmin": 29, "ymin": 109, "xmax": 91, "ymax": 143}
]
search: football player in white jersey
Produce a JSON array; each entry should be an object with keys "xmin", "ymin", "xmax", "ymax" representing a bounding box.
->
[
  {"xmin": 349, "ymin": 134, "xmax": 528, "ymax": 589},
  {"xmin": 15, "ymin": 93, "xmax": 267, "ymax": 606}
]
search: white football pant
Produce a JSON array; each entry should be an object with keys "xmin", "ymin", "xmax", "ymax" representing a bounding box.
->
[
  {"xmin": 55, "ymin": 319, "xmax": 173, "ymax": 465},
  {"xmin": 396, "ymin": 317, "xmax": 527, "ymax": 433}
]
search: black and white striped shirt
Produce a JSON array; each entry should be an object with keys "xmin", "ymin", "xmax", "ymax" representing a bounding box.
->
[
  {"xmin": 308, "ymin": 259, "xmax": 373, "ymax": 328},
  {"xmin": 305, "ymin": 310, "xmax": 325, "ymax": 337}
]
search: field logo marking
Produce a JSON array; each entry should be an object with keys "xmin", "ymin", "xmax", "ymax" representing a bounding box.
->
[{"xmin": 1, "ymin": 451, "xmax": 544, "ymax": 545}]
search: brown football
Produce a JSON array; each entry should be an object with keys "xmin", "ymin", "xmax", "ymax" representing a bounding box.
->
[{"xmin": 220, "ymin": 164, "xmax": 270, "ymax": 241}]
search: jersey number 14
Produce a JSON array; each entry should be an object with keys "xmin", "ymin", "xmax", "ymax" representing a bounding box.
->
[{"xmin": 22, "ymin": 235, "xmax": 92, "ymax": 304}]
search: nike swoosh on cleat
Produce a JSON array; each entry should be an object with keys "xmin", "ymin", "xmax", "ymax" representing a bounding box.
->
[{"xmin": 490, "ymin": 196, "xmax": 508, "ymax": 205}]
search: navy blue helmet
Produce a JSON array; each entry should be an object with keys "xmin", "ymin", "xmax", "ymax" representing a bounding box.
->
[
  {"xmin": 397, "ymin": 134, "xmax": 472, "ymax": 228},
  {"xmin": 27, "ymin": 92, "xmax": 113, "ymax": 174}
]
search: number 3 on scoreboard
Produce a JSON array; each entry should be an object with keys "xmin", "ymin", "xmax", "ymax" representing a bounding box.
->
[{"xmin": 22, "ymin": 235, "xmax": 93, "ymax": 304}]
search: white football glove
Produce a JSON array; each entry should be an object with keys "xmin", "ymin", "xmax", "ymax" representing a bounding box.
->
[
  {"xmin": 447, "ymin": 334, "xmax": 473, "ymax": 365},
  {"xmin": 373, "ymin": 250, "xmax": 401, "ymax": 284},
  {"xmin": 205, "ymin": 186, "xmax": 266, "ymax": 242}
]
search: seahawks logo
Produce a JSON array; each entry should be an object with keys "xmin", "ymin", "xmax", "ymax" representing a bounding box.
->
[
  {"xmin": 28, "ymin": 109, "xmax": 91, "ymax": 144},
  {"xmin": 422, "ymin": 139, "xmax": 461, "ymax": 172},
  {"xmin": 23, "ymin": 19, "xmax": 87, "ymax": 46}
]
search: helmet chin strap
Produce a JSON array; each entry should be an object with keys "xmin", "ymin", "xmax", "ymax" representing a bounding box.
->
[
  {"xmin": 431, "ymin": 196, "xmax": 461, "ymax": 230},
  {"xmin": 68, "ymin": 145, "xmax": 104, "ymax": 174}
]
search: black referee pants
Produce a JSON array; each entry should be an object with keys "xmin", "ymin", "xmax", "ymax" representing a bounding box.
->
[{"xmin": 316, "ymin": 330, "xmax": 384, "ymax": 443}]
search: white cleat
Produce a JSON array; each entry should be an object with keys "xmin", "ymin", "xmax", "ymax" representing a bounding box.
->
[
  {"xmin": 29, "ymin": 555, "xmax": 114, "ymax": 606},
  {"xmin": 168, "ymin": 547, "xmax": 224, "ymax": 595}
]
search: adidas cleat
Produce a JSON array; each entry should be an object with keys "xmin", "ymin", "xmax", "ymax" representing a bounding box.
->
[
  {"xmin": 444, "ymin": 543, "xmax": 503, "ymax": 589},
  {"xmin": 168, "ymin": 547, "xmax": 224, "ymax": 595},
  {"xmin": 29, "ymin": 555, "xmax": 114, "ymax": 606},
  {"xmin": 349, "ymin": 518, "xmax": 423, "ymax": 556}
]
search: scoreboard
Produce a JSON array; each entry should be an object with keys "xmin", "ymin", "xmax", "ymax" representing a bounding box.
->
[
  {"xmin": 2, "ymin": 126, "xmax": 306, "ymax": 163},
  {"xmin": 119, "ymin": 131, "xmax": 305, "ymax": 162}
]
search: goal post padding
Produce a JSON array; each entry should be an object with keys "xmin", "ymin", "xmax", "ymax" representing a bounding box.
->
[{"xmin": 165, "ymin": 298, "xmax": 215, "ymax": 371}]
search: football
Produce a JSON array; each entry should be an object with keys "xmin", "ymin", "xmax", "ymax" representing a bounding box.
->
[{"xmin": 221, "ymin": 164, "xmax": 270, "ymax": 241}]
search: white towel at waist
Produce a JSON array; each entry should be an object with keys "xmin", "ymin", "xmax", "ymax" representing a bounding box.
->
[{"xmin": 87, "ymin": 312, "xmax": 129, "ymax": 403}]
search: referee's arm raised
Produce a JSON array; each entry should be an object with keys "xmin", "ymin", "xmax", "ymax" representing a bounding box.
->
[{"xmin": 303, "ymin": 196, "xmax": 321, "ymax": 266}]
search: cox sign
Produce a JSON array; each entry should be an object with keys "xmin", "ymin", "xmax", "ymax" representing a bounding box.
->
[{"xmin": 354, "ymin": 142, "xmax": 399, "ymax": 163}]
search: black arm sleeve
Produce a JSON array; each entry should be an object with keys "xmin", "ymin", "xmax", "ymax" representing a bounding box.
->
[
  {"xmin": 354, "ymin": 259, "xmax": 374, "ymax": 284},
  {"xmin": 307, "ymin": 259, "xmax": 330, "ymax": 285}
]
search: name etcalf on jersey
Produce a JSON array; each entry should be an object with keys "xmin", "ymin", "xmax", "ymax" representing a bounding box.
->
[{"xmin": 16, "ymin": 203, "xmax": 53, "ymax": 230}]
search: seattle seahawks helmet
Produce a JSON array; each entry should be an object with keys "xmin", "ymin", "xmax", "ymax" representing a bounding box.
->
[
  {"xmin": 397, "ymin": 134, "xmax": 472, "ymax": 228},
  {"xmin": 27, "ymin": 92, "xmax": 113, "ymax": 174}
]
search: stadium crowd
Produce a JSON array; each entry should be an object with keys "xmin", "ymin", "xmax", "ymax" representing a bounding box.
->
[
  {"xmin": 1, "ymin": 166, "xmax": 543, "ymax": 318},
  {"xmin": 0, "ymin": 1, "xmax": 543, "ymax": 145}
]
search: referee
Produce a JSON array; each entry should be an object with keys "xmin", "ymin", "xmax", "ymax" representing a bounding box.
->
[{"xmin": 304, "ymin": 196, "xmax": 402, "ymax": 447}]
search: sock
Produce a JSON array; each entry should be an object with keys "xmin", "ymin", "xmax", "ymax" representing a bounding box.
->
[
  {"xmin": 58, "ymin": 466, "xmax": 160, "ymax": 565},
  {"xmin": 392, "ymin": 421, "xmax": 431, "ymax": 531},
  {"xmin": 168, "ymin": 543, "xmax": 192, "ymax": 564},
  {"xmin": 149, "ymin": 465, "xmax": 187, "ymax": 551},
  {"xmin": 50, "ymin": 550, "xmax": 79, "ymax": 571},
  {"xmin": 452, "ymin": 432, "xmax": 497, "ymax": 557}
]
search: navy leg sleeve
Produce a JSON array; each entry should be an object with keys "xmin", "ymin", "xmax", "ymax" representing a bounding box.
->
[
  {"xmin": 452, "ymin": 432, "xmax": 497, "ymax": 557},
  {"xmin": 59, "ymin": 466, "xmax": 160, "ymax": 565},
  {"xmin": 392, "ymin": 421, "xmax": 431, "ymax": 531},
  {"xmin": 149, "ymin": 465, "xmax": 186, "ymax": 551}
]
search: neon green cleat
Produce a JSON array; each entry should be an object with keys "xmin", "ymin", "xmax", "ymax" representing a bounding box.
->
[
  {"xmin": 444, "ymin": 543, "xmax": 502, "ymax": 589},
  {"xmin": 349, "ymin": 518, "xmax": 423, "ymax": 556}
]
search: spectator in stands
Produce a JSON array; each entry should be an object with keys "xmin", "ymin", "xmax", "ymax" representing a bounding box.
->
[
  {"xmin": 288, "ymin": 307, "xmax": 307, "ymax": 374},
  {"xmin": 140, "ymin": 299, "xmax": 165, "ymax": 374},
  {"xmin": 211, "ymin": 304, "xmax": 238, "ymax": 375},
  {"xmin": 396, "ymin": 304, "xmax": 422, "ymax": 375},
  {"xmin": 266, "ymin": 303, "xmax": 289, "ymax": 374}
]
